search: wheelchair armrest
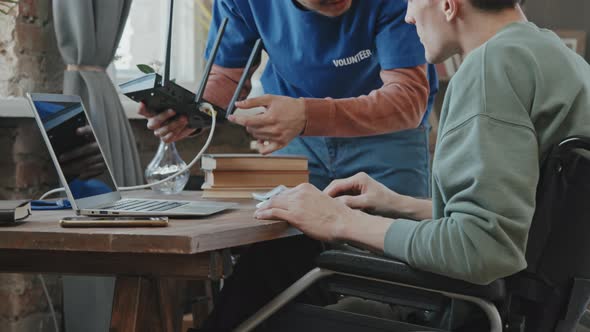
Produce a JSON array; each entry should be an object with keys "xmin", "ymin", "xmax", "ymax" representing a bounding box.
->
[{"xmin": 316, "ymin": 250, "xmax": 506, "ymax": 303}]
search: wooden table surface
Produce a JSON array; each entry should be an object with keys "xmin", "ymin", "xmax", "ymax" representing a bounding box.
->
[
  {"xmin": 0, "ymin": 190, "xmax": 299, "ymax": 254},
  {"xmin": 0, "ymin": 190, "xmax": 301, "ymax": 331},
  {"xmin": 0, "ymin": 190, "xmax": 301, "ymax": 278}
]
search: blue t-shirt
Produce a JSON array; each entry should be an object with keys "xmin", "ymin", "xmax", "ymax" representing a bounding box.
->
[
  {"xmin": 206, "ymin": 0, "xmax": 437, "ymax": 121},
  {"xmin": 205, "ymin": 0, "xmax": 437, "ymax": 196}
]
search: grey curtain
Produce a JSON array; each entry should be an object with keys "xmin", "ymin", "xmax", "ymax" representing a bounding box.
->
[{"xmin": 53, "ymin": 0, "xmax": 142, "ymax": 186}]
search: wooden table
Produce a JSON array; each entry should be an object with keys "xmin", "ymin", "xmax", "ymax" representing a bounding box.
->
[{"xmin": 0, "ymin": 191, "xmax": 300, "ymax": 332}]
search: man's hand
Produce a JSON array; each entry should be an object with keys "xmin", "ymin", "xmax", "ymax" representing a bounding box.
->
[
  {"xmin": 254, "ymin": 183, "xmax": 358, "ymax": 243},
  {"xmin": 59, "ymin": 125, "xmax": 106, "ymax": 180},
  {"xmin": 324, "ymin": 172, "xmax": 408, "ymax": 218},
  {"xmin": 229, "ymin": 94, "xmax": 306, "ymax": 154},
  {"xmin": 138, "ymin": 103, "xmax": 196, "ymax": 143}
]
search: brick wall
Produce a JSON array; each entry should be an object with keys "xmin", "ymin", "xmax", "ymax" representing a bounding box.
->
[
  {"xmin": 0, "ymin": 119, "xmax": 59, "ymax": 200},
  {"xmin": 0, "ymin": 0, "xmax": 63, "ymax": 331},
  {"xmin": 0, "ymin": 0, "xmax": 62, "ymax": 95}
]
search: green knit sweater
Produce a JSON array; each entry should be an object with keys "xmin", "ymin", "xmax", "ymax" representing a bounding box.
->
[{"xmin": 384, "ymin": 22, "xmax": 590, "ymax": 285}]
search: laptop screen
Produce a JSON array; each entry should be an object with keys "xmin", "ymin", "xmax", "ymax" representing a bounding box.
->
[{"xmin": 32, "ymin": 99, "xmax": 118, "ymax": 200}]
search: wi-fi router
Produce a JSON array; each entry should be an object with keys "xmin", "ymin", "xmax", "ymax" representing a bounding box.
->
[{"xmin": 119, "ymin": 0, "xmax": 263, "ymax": 129}]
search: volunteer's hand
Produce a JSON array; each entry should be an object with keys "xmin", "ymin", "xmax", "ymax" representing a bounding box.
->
[
  {"xmin": 228, "ymin": 94, "xmax": 306, "ymax": 154},
  {"xmin": 138, "ymin": 102, "xmax": 196, "ymax": 143}
]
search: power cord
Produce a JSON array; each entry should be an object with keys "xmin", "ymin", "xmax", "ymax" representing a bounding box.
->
[
  {"xmin": 39, "ymin": 274, "xmax": 60, "ymax": 332},
  {"xmin": 39, "ymin": 188, "xmax": 66, "ymax": 200},
  {"xmin": 37, "ymin": 104, "xmax": 217, "ymax": 198},
  {"xmin": 36, "ymin": 187, "xmax": 62, "ymax": 332}
]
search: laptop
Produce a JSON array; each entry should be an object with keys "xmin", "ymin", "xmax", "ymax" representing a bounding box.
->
[{"xmin": 27, "ymin": 92, "xmax": 236, "ymax": 217}]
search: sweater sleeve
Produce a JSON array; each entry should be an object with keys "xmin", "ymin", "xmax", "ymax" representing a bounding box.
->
[
  {"xmin": 381, "ymin": 38, "xmax": 547, "ymax": 285},
  {"xmin": 202, "ymin": 64, "xmax": 256, "ymax": 110},
  {"xmin": 302, "ymin": 65, "xmax": 429, "ymax": 137}
]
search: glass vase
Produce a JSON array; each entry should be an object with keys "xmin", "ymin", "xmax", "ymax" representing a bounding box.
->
[{"xmin": 145, "ymin": 140, "xmax": 189, "ymax": 194}]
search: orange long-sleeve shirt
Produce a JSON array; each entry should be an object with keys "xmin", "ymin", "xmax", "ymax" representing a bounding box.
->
[{"xmin": 203, "ymin": 64, "xmax": 429, "ymax": 137}]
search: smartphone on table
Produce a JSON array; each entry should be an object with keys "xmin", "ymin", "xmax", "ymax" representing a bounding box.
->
[{"xmin": 59, "ymin": 216, "xmax": 169, "ymax": 228}]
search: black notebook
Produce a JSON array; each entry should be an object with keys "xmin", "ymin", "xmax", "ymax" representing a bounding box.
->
[{"xmin": 0, "ymin": 200, "xmax": 31, "ymax": 222}]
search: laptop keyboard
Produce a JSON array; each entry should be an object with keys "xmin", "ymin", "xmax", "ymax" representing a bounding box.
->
[{"xmin": 100, "ymin": 199, "xmax": 189, "ymax": 212}]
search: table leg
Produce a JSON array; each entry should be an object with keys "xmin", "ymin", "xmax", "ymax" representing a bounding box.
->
[
  {"xmin": 157, "ymin": 278, "xmax": 187, "ymax": 331},
  {"xmin": 190, "ymin": 280, "xmax": 214, "ymax": 329},
  {"xmin": 110, "ymin": 276, "xmax": 186, "ymax": 332}
]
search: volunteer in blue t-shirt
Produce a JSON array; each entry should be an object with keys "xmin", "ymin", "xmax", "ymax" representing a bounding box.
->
[{"xmin": 142, "ymin": 0, "xmax": 438, "ymax": 198}]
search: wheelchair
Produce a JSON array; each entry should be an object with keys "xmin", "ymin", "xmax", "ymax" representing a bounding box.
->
[{"xmin": 236, "ymin": 136, "xmax": 590, "ymax": 332}]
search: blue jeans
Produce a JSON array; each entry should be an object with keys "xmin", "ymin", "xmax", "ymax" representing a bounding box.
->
[{"xmin": 275, "ymin": 126, "xmax": 431, "ymax": 198}]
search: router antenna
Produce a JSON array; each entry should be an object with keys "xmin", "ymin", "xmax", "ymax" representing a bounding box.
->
[
  {"xmin": 162, "ymin": 0, "xmax": 174, "ymax": 86},
  {"xmin": 194, "ymin": 17, "xmax": 229, "ymax": 104},
  {"xmin": 225, "ymin": 39, "xmax": 263, "ymax": 117}
]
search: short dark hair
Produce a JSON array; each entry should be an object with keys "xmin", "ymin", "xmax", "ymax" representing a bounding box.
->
[{"xmin": 469, "ymin": 0, "xmax": 522, "ymax": 11}]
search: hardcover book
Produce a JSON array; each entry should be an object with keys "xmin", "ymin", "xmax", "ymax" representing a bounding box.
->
[
  {"xmin": 0, "ymin": 200, "xmax": 31, "ymax": 222},
  {"xmin": 202, "ymin": 170, "xmax": 309, "ymax": 188},
  {"xmin": 201, "ymin": 154, "xmax": 308, "ymax": 172}
]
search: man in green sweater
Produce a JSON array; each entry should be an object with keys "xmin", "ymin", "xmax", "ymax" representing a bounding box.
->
[{"xmin": 256, "ymin": 0, "xmax": 590, "ymax": 286}]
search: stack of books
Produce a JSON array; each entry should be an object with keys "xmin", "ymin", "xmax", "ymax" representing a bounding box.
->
[{"xmin": 200, "ymin": 154, "xmax": 309, "ymax": 198}]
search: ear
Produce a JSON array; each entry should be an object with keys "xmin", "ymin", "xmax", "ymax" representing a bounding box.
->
[{"xmin": 442, "ymin": 0, "xmax": 459, "ymax": 22}]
